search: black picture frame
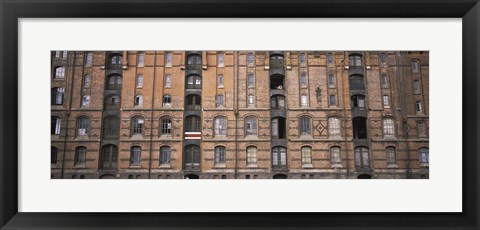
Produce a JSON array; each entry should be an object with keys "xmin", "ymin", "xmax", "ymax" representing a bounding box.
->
[{"xmin": 1, "ymin": 0, "xmax": 478, "ymax": 229}]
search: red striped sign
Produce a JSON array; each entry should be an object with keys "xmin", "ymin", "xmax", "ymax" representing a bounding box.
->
[{"xmin": 185, "ymin": 132, "xmax": 201, "ymax": 139}]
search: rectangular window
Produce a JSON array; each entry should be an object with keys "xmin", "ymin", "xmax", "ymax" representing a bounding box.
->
[
  {"xmin": 130, "ymin": 147, "xmax": 141, "ymax": 166},
  {"xmin": 381, "ymin": 74, "xmax": 388, "ymax": 88},
  {"xmin": 328, "ymin": 74, "xmax": 335, "ymax": 88},
  {"xmin": 247, "ymin": 53, "xmax": 254, "ymax": 65},
  {"xmin": 418, "ymin": 121, "xmax": 427, "ymax": 137},
  {"xmin": 412, "ymin": 61, "xmax": 419, "ymax": 73},
  {"xmin": 81, "ymin": 95, "xmax": 90, "ymax": 107},
  {"xmin": 301, "ymin": 147, "xmax": 312, "ymax": 164},
  {"xmin": 300, "ymin": 117, "xmax": 311, "ymax": 135},
  {"xmin": 329, "ymin": 95, "xmax": 336, "ymax": 107},
  {"xmin": 245, "ymin": 118, "xmax": 257, "ymax": 135},
  {"xmin": 331, "ymin": 147, "xmax": 341, "ymax": 164},
  {"xmin": 248, "ymin": 95, "xmax": 255, "ymax": 107},
  {"xmin": 299, "ymin": 53, "xmax": 306, "ymax": 65},
  {"xmin": 416, "ymin": 101, "xmax": 423, "ymax": 112},
  {"xmin": 300, "ymin": 73, "xmax": 307, "ymax": 87},
  {"xmin": 85, "ymin": 53, "xmax": 93, "ymax": 66},
  {"xmin": 215, "ymin": 147, "xmax": 226, "ymax": 164},
  {"xmin": 218, "ymin": 75, "xmax": 224, "ymax": 88},
  {"xmin": 380, "ymin": 52, "xmax": 387, "ymax": 64},
  {"xmin": 216, "ymin": 95, "xmax": 224, "ymax": 107},
  {"xmin": 165, "ymin": 53, "xmax": 172, "ymax": 67},
  {"xmin": 138, "ymin": 53, "xmax": 145, "ymax": 67},
  {"xmin": 51, "ymin": 117, "xmax": 61, "ymax": 135},
  {"xmin": 160, "ymin": 147, "xmax": 171, "ymax": 164},
  {"xmin": 165, "ymin": 74, "xmax": 171, "ymax": 88},
  {"xmin": 217, "ymin": 53, "xmax": 224, "ymax": 67},
  {"xmin": 300, "ymin": 95, "xmax": 308, "ymax": 107},
  {"xmin": 383, "ymin": 95, "xmax": 390, "ymax": 107},
  {"xmin": 383, "ymin": 119, "xmax": 395, "ymax": 135},
  {"xmin": 327, "ymin": 53, "xmax": 333, "ymax": 64},
  {"xmin": 161, "ymin": 118, "xmax": 172, "ymax": 135},
  {"xmin": 413, "ymin": 80, "xmax": 421, "ymax": 93},
  {"xmin": 247, "ymin": 74, "xmax": 255, "ymax": 88},
  {"xmin": 55, "ymin": 67, "xmax": 65, "ymax": 79},
  {"xmin": 136, "ymin": 75, "xmax": 143, "ymax": 88},
  {"xmin": 215, "ymin": 118, "xmax": 227, "ymax": 135},
  {"xmin": 247, "ymin": 147, "xmax": 257, "ymax": 165},
  {"xmin": 386, "ymin": 148, "xmax": 396, "ymax": 164},
  {"xmin": 328, "ymin": 118, "xmax": 341, "ymax": 137}
]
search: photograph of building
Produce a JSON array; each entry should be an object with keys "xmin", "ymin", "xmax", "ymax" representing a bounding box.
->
[{"xmin": 51, "ymin": 51, "xmax": 429, "ymax": 179}]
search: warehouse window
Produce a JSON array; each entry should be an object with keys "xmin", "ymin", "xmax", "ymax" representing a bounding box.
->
[
  {"xmin": 301, "ymin": 146, "xmax": 312, "ymax": 165},
  {"xmin": 130, "ymin": 146, "xmax": 141, "ymax": 166},
  {"xmin": 380, "ymin": 52, "xmax": 387, "ymax": 64},
  {"xmin": 217, "ymin": 74, "xmax": 224, "ymax": 88},
  {"xmin": 270, "ymin": 95, "xmax": 285, "ymax": 109},
  {"xmin": 245, "ymin": 116, "xmax": 257, "ymax": 136},
  {"xmin": 247, "ymin": 74, "xmax": 255, "ymax": 88},
  {"xmin": 301, "ymin": 95, "xmax": 308, "ymax": 107},
  {"xmin": 136, "ymin": 74, "xmax": 144, "ymax": 88},
  {"xmin": 160, "ymin": 146, "xmax": 171, "ymax": 165},
  {"xmin": 85, "ymin": 52, "xmax": 93, "ymax": 66},
  {"xmin": 214, "ymin": 117, "xmax": 227, "ymax": 136},
  {"xmin": 51, "ymin": 88, "xmax": 65, "ymax": 105},
  {"xmin": 272, "ymin": 147, "xmax": 287, "ymax": 166},
  {"xmin": 51, "ymin": 116, "xmax": 61, "ymax": 135},
  {"xmin": 163, "ymin": 94, "xmax": 172, "ymax": 107},
  {"xmin": 328, "ymin": 74, "xmax": 335, "ymax": 88},
  {"xmin": 186, "ymin": 54, "xmax": 202, "ymax": 70},
  {"xmin": 353, "ymin": 117, "xmax": 367, "ymax": 139},
  {"xmin": 416, "ymin": 101, "xmax": 423, "ymax": 112},
  {"xmin": 216, "ymin": 94, "xmax": 224, "ymax": 107},
  {"xmin": 329, "ymin": 95, "xmax": 337, "ymax": 107},
  {"xmin": 299, "ymin": 52, "xmax": 306, "ymax": 65},
  {"xmin": 214, "ymin": 146, "xmax": 226, "ymax": 164},
  {"xmin": 419, "ymin": 147, "xmax": 429, "ymax": 163},
  {"xmin": 386, "ymin": 147, "xmax": 396, "ymax": 165},
  {"xmin": 76, "ymin": 116, "xmax": 89, "ymax": 136},
  {"xmin": 101, "ymin": 144, "xmax": 118, "ymax": 170},
  {"xmin": 247, "ymin": 146, "xmax": 257, "ymax": 165},
  {"xmin": 185, "ymin": 116, "xmax": 201, "ymax": 132},
  {"xmin": 165, "ymin": 74, "xmax": 171, "ymax": 88},
  {"xmin": 300, "ymin": 73, "xmax": 307, "ymax": 88},
  {"xmin": 137, "ymin": 52, "xmax": 145, "ymax": 67},
  {"xmin": 186, "ymin": 75, "xmax": 202, "ymax": 89},
  {"xmin": 354, "ymin": 146, "xmax": 370, "ymax": 168},
  {"xmin": 330, "ymin": 146, "xmax": 341, "ymax": 164},
  {"xmin": 413, "ymin": 80, "xmax": 421, "ymax": 94},
  {"xmin": 381, "ymin": 74, "xmax": 389, "ymax": 88},
  {"xmin": 299, "ymin": 116, "xmax": 311, "ymax": 136},
  {"xmin": 134, "ymin": 94, "xmax": 143, "ymax": 107},
  {"xmin": 411, "ymin": 60, "xmax": 420, "ymax": 73},
  {"xmin": 160, "ymin": 117, "xmax": 172, "ymax": 135},
  {"xmin": 383, "ymin": 95, "xmax": 390, "ymax": 108},
  {"xmin": 351, "ymin": 95, "xmax": 365, "ymax": 109},
  {"xmin": 54, "ymin": 66, "xmax": 65, "ymax": 79},
  {"xmin": 328, "ymin": 117, "xmax": 341, "ymax": 137},
  {"xmin": 74, "ymin": 146, "xmax": 87, "ymax": 165},
  {"xmin": 349, "ymin": 75, "xmax": 365, "ymax": 90},
  {"xmin": 103, "ymin": 116, "xmax": 119, "ymax": 138},
  {"xmin": 131, "ymin": 116, "xmax": 144, "ymax": 136},
  {"xmin": 104, "ymin": 95, "xmax": 120, "ymax": 109},
  {"xmin": 327, "ymin": 52, "xmax": 333, "ymax": 64},
  {"xmin": 81, "ymin": 95, "xmax": 90, "ymax": 107},
  {"xmin": 247, "ymin": 52, "xmax": 254, "ymax": 65},
  {"xmin": 107, "ymin": 75, "xmax": 122, "ymax": 90},
  {"xmin": 217, "ymin": 52, "xmax": 224, "ymax": 67},
  {"xmin": 165, "ymin": 52, "xmax": 172, "ymax": 67},
  {"xmin": 51, "ymin": 147, "xmax": 58, "ymax": 164},
  {"xmin": 186, "ymin": 94, "xmax": 201, "ymax": 111},
  {"xmin": 83, "ymin": 74, "xmax": 91, "ymax": 88},
  {"xmin": 248, "ymin": 95, "xmax": 255, "ymax": 107},
  {"xmin": 270, "ymin": 54, "xmax": 284, "ymax": 69},
  {"xmin": 271, "ymin": 117, "xmax": 286, "ymax": 139},
  {"xmin": 349, "ymin": 54, "xmax": 362, "ymax": 67},
  {"xmin": 108, "ymin": 54, "xmax": 123, "ymax": 70}
]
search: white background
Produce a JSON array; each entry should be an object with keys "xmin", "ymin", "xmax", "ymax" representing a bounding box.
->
[{"xmin": 19, "ymin": 19, "xmax": 462, "ymax": 212}]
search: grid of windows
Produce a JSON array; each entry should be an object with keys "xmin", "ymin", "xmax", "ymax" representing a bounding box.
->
[
  {"xmin": 75, "ymin": 146, "xmax": 87, "ymax": 165},
  {"xmin": 383, "ymin": 118, "xmax": 395, "ymax": 135},
  {"xmin": 301, "ymin": 146, "xmax": 312, "ymax": 164},
  {"xmin": 130, "ymin": 146, "xmax": 141, "ymax": 166},
  {"xmin": 214, "ymin": 146, "xmax": 226, "ymax": 164},
  {"xmin": 247, "ymin": 146, "xmax": 257, "ymax": 165},
  {"xmin": 299, "ymin": 116, "xmax": 311, "ymax": 135}
]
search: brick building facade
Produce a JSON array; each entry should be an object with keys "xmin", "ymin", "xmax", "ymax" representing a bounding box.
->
[{"xmin": 51, "ymin": 51, "xmax": 429, "ymax": 179}]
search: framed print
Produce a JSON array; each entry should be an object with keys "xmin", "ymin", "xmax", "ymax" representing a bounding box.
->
[{"xmin": 1, "ymin": 0, "xmax": 479, "ymax": 229}]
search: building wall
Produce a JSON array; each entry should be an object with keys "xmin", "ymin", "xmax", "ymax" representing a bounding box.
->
[{"xmin": 51, "ymin": 50, "xmax": 429, "ymax": 179}]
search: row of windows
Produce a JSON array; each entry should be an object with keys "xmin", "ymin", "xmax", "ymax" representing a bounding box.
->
[
  {"xmin": 51, "ymin": 115, "xmax": 411, "ymax": 139},
  {"xmin": 51, "ymin": 145, "xmax": 429, "ymax": 168}
]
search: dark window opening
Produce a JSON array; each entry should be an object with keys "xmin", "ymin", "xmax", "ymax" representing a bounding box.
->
[
  {"xmin": 186, "ymin": 54, "xmax": 202, "ymax": 70},
  {"xmin": 101, "ymin": 144, "xmax": 118, "ymax": 170},
  {"xmin": 270, "ymin": 95, "xmax": 285, "ymax": 109},
  {"xmin": 108, "ymin": 54, "xmax": 123, "ymax": 70},
  {"xmin": 270, "ymin": 74, "xmax": 285, "ymax": 90},
  {"xmin": 271, "ymin": 117, "xmax": 286, "ymax": 139},
  {"xmin": 349, "ymin": 75, "xmax": 365, "ymax": 90},
  {"xmin": 186, "ymin": 95, "xmax": 201, "ymax": 110},
  {"xmin": 269, "ymin": 55, "xmax": 284, "ymax": 69},
  {"xmin": 107, "ymin": 75, "xmax": 122, "ymax": 90},
  {"xmin": 349, "ymin": 54, "xmax": 362, "ymax": 67},
  {"xmin": 184, "ymin": 145, "xmax": 200, "ymax": 170},
  {"xmin": 186, "ymin": 75, "xmax": 202, "ymax": 89},
  {"xmin": 353, "ymin": 117, "xmax": 367, "ymax": 139},
  {"xmin": 103, "ymin": 116, "xmax": 119, "ymax": 139},
  {"xmin": 351, "ymin": 95, "xmax": 365, "ymax": 109},
  {"xmin": 185, "ymin": 115, "xmax": 201, "ymax": 132},
  {"xmin": 51, "ymin": 147, "xmax": 58, "ymax": 164}
]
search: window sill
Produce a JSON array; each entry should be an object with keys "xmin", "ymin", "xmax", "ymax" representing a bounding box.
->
[
  {"xmin": 73, "ymin": 164, "xmax": 86, "ymax": 169},
  {"xmin": 387, "ymin": 164, "xmax": 399, "ymax": 169},
  {"xmin": 331, "ymin": 163, "xmax": 343, "ymax": 169},
  {"xmin": 420, "ymin": 163, "xmax": 429, "ymax": 168},
  {"xmin": 213, "ymin": 164, "xmax": 226, "ymax": 169},
  {"xmin": 159, "ymin": 164, "xmax": 171, "ymax": 169},
  {"xmin": 299, "ymin": 135, "xmax": 313, "ymax": 140},
  {"xmin": 159, "ymin": 135, "xmax": 173, "ymax": 139},
  {"xmin": 302, "ymin": 164, "xmax": 313, "ymax": 169},
  {"xmin": 246, "ymin": 164, "xmax": 258, "ymax": 168},
  {"xmin": 129, "ymin": 165, "xmax": 142, "ymax": 169},
  {"xmin": 131, "ymin": 135, "xmax": 144, "ymax": 140},
  {"xmin": 244, "ymin": 135, "xmax": 258, "ymax": 140},
  {"xmin": 213, "ymin": 135, "xmax": 227, "ymax": 140}
]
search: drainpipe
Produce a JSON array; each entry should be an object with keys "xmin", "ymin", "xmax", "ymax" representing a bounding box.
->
[
  {"xmin": 61, "ymin": 51, "xmax": 76, "ymax": 179},
  {"xmin": 234, "ymin": 51, "xmax": 239, "ymax": 179},
  {"xmin": 148, "ymin": 51, "xmax": 157, "ymax": 179},
  {"xmin": 341, "ymin": 51, "xmax": 349, "ymax": 179}
]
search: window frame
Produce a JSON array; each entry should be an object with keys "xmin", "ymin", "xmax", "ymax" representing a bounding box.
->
[
  {"xmin": 383, "ymin": 118, "xmax": 395, "ymax": 136},
  {"xmin": 74, "ymin": 146, "xmax": 87, "ymax": 165},
  {"xmin": 131, "ymin": 116, "xmax": 145, "ymax": 136},
  {"xmin": 214, "ymin": 146, "xmax": 226, "ymax": 164},
  {"xmin": 160, "ymin": 117, "xmax": 172, "ymax": 135},
  {"xmin": 245, "ymin": 116, "xmax": 258, "ymax": 136},
  {"xmin": 386, "ymin": 147, "xmax": 396, "ymax": 165},
  {"xmin": 214, "ymin": 116, "xmax": 227, "ymax": 136},
  {"xmin": 328, "ymin": 117, "xmax": 341, "ymax": 137},
  {"xmin": 137, "ymin": 52, "xmax": 145, "ymax": 67},
  {"xmin": 330, "ymin": 146, "xmax": 341, "ymax": 164},
  {"xmin": 299, "ymin": 116, "xmax": 312, "ymax": 136},
  {"xmin": 130, "ymin": 146, "xmax": 142, "ymax": 166},
  {"xmin": 76, "ymin": 116, "xmax": 90, "ymax": 136},
  {"xmin": 246, "ymin": 146, "xmax": 257, "ymax": 165},
  {"xmin": 160, "ymin": 146, "xmax": 171, "ymax": 165},
  {"xmin": 136, "ymin": 74, "xmax": 144, "ymax": 88},
  {"xmin": 54, "ymin": 66, "xmax": 65, "ymax": 79},
  {"xmin": 301, "ymin": 146, "xmax": 312, "ymax": 165}
]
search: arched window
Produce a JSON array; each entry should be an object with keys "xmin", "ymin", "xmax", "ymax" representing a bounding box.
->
[
  {"xmin": 107, "ymin": 75, "xmax": 122, "ymax": 90},
  {"xmin": 186, "ymin": 94, "xmax": 201, "ymax": 110},
  {"xmin": 354, "ymin": 146, "xmax": 370, "ymax": 168},
  {"xmin": 130, "ymin": 146, "xmax": 141, "ymax": 166},
  {"xmin": 300, "ymin": 95, "xmax": 308, "ymax": 107},
  {"xmin": 74, "ymin": 146, "xmax": 87, "ymax": 165},
  {"xmin": 160, "ymin": 146, "xmax": 171, "ymax": 165},
  {"xmin": 386, "ymin": 147, "xmax": 396, "ymax": 165},
  {"xmin": 184, "ymin": 145, "xmax": 200, "ymax": 169},
  {"xmin": 76, "ymin": 116, "xmax": 90, "ymax": 136},
  {"xmin": 85, "ymin": 52, "xmax": 93, "ymax": 66},
  {"xmin": 214, "ymin": 146, "xmax": 226, "ymax": 164},
  {"xmin": 160, "ymin": 117, "xmax": 172, "ymax": 135},
  {"xmin": 108, "ymin": 54, "xmax": 123, "ymax": 70},
  {"xmin": 134, "ymin": 94, "xmax": 143, "ymax": 107},
  {"xmin": 217, "ymin": 52, "xmax": 224, "ymax": 67},
  {"xmin": 380, "ymin": 52, "xmax": 387, "ymax": 64},
  {"xmin": 419, "ymin": 147, "xmax": 429, "ymax": 163},
  {"xmin": 349, "ymin": 75, "xmax": 365, "ymax": 90},
  {"xmin": 383, "ymin": 118, "xmax": 395, "ymax": 136},
  {"xmin": 81, "ymin": 95, "xmax": 90, "ymax": 107},
  {"xmin": 301, "ymin": 146, "xmax": 312, "ymax": 165},
  {"xmin": 351, "ymin": 95, "xmax": 365, "ymax": 109},
  {"xmin": 186, "ymin": 54, "xmax": 202, "ymax": 69},
  {"xmin": 103, "ymin": 116, "xmax": 119, "ymax": 138},
  {"xmin": 214, "ymin": 117, "xmax": 227, "ymax": 136},
  {"xmin": 186, "ymin": 75, "xmax": 202, "ymax": 89},
  {"xmin": 185, "ymin": 115, "xmax": 201, "ymax": 132},
  {"xmin": 270, "ymin": 74, "xmax": 285, "ymax": 89},
  {"xmin": 247, "ymin": 74, "xmax": 255, "ymax": 88},
  {"xmin": 51, "ymin": 116, "xmax": 61, "ymax": 135},
  {"xmin": 136, "ymin": 74, "xmax": 144, "ymax": 88},
  {"xmin": 246, "ymin": 146, "xmax": 257, "ymax": 165},
  {"xmin": 137, "ymin": 52, "xmax": 145, "ymax": 67},
  {"xmin": 328, "ymin": 117, "xmax": 341, "ymax": 137},
  {"xmin": 270, "ymin": 95, "xmax": 285, "ymax": 109},
  {"xmin": 131, "ymin": 116, "xmax": 144, "ymax": 136},
  {"xmin": 51, "ymin": 147, "xmax": 58, "ymax": 164},
  {"xmin": 83, "ymin": 74, "xmax": 91, "ymax": 87},
  {"xmin": 51, "ymin": 87, "xmax": 64, "ymax": 105},
  {"xmin": 330, "ymin": 146, "xmax": 341, "ymax": 164},
  {"xmin": 101, "ymin": 144, "xmax": 118, "ymax": 170},
  {"xmin": 300, "ymin": 73, "xmax": 307, "ymax": 87},
  {"xmin": 104, "ymin": 95, "xmax": 120, "ymax": 109},
  {"xmin": 165, "ymin": 74, "xmax": 171, "ymax": 88},
  {"xmin": 247, "ymin": 52, "xmax": 254, "ymax": 65},
  {"xmin": 349, "ymin": 54, "xmax": 362, "ymax": 67},
  {"xmin": 217, "ymin": 74, "xmax": 224, "ymax": 88},
  {"xmin": 270, "ymin": 54, "xmax": 284, "ymax": 69},
  {"xmin": 245, "ymin": 116, "xmax": 257, "ymax": 136},
  {"xmin": 163, "ymin": 94, "xmax": 171, "ymax": 107},
  {"xmin": 272, "ymin": 146, "xmax": 287, "ymax": 166},
  {"xmin": 383, "ymin": 95, "xmax": 390, "ymax": 107},
  {"xmin": 54, "ymin": 66, "xmax": 65, "ymax": 79},
  {"xmin": 299, "ymin": 116, "xmax": 311, "ymax": 136}
]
